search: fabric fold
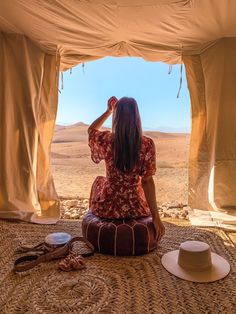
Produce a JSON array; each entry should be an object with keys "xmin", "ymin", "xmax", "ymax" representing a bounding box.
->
[{"xmin": 0, "ymin": 33, "xmax": 60, "ymax": 224}]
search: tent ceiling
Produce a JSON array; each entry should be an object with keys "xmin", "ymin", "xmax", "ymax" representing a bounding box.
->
[{"xmin": 0, "ymin": 0, "xmax": 236, "ymax": 70}]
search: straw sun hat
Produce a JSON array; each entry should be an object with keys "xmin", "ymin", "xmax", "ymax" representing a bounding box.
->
[{"xmin": 161, "ymin": 241, "xmax": 230, "ymax": 283}]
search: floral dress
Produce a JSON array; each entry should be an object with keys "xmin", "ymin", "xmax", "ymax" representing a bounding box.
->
[{"xmin": 88, "ymin": 129, "xmax": 156, "ymax": 219}]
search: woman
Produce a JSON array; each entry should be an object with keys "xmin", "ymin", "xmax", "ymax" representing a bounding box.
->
[{"xmin": 88, "ymin": 96, "xmax": 165, "ymax": 242}]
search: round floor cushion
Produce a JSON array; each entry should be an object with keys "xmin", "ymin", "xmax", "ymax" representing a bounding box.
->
[{"xmin": 82, "ymin": 210, "xmax": 157, "ymax": 256}]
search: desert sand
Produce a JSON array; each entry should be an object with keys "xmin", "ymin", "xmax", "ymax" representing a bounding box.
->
[{"xmin": 52, "ymin": 122, "xmax": 190, "ymax": 208}]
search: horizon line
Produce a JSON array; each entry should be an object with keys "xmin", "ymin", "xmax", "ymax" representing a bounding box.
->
[{"xmin": 56, "ymin": 121, "xmax": 190, "ymax": 134}]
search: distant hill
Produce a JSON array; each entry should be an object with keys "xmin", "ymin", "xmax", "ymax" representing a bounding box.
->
[
  {"xmin": 55, "ymin": 122, "xmax": 88, "ymax": 131},
  {"xmin": 54, "ymin": 122, "xmax": 88, "ymax": 142},
  {"xmin": 143, "ymin": 131, "xmax": 179, "ymax": 139},
  {"xmin": 53, "ymin": 122, "xmax": 188, "ymax": 143}
]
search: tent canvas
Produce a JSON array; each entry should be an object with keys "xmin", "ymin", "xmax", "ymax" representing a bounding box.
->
[{"xmin": 0, "ymin": 0, "xmax": 236, "ymax": 224}]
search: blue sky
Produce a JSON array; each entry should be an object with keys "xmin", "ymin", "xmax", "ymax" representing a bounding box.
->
[{"xmin": 57, "ymin": 57, "xmax": 191, "ymax": 132}]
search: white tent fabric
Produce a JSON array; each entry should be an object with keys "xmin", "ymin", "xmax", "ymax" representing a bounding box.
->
[
  {"xmin": 0, "ymin": 33, "xmax": 60, "ymax": 223},
  {"xmin": 0, "ymin": 0, "xmax": 236, "ymax": 70},
  {"xmin": 0, "ymin": 0, "xmax": 236, "ymax": 223},
  {"xmin": 184, "ymin": 39, "xmax": 236, "ymax": 213}
]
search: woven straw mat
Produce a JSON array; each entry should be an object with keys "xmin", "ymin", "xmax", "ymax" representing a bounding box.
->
[{"xmin": 0, "ymin": 219, "xmax": 235, "ymax": 314}]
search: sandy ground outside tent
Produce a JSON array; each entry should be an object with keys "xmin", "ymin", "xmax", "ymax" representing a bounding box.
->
[{"xmin": 51, "ymin": 122, "xmax": 190, "ymax": 205}]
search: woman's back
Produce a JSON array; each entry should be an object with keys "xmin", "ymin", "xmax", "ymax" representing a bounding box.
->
[
  {"xmin": 87, "ymin": 96, "xmax": 165, "ymax": 241},
  {"xmin": 89, "ymin": 129, "xmax": 156, "ymax": 218}
]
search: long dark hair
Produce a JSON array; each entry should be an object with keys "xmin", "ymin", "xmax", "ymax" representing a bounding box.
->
[{"xmin": 112, "ymin": 97, "xmax": 142, "ymax": 173}]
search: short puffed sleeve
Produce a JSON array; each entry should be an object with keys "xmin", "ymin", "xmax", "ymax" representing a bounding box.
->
[{"xmin": 88, "ymin": 129, "xmax": 111, "ymax": 163}]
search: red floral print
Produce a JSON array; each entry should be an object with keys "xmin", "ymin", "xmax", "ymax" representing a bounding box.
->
[{"xmin": 88, "ymin": 129, "xmax": 156, "ymax": 219}]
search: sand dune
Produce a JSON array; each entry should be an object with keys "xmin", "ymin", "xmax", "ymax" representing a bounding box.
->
[
  {"xmin": 54, "ymin": 123, "xmax": 88, "ymax": 142},
  {"xmin": 52, "ymin": 123, "xmax": 190, "ymax": 204},
  {"xmin": 53, "ymin": 123, "xmax": 186, "ymax": 143}
]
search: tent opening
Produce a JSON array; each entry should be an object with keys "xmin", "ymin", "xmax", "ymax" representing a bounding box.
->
[
  {"xmin": 1, "ymin": 3, "xmax": 236, "ymax": 226},
  {"xmin": 52, "ymin": 57, "xmax": 191, "ymax": 219}
]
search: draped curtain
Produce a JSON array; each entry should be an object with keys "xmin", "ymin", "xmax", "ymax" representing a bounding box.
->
[
  {"xmin": 184, "ymin": 38, "xmax": 236, "ymax": 215},
  {"xmin": 0, "ymin": 33, "xmax": 60, "ymax": 223}
]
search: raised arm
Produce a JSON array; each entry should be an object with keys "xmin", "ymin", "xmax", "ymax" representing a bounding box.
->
[{"xmin": 88, "ymin": 96, "xmax": 117, "ymax": 133}]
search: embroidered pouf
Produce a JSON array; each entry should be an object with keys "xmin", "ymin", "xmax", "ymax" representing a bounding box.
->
[{"xmin": 82, "ymin": 210, "xmax": 157, "ymax": 256}]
